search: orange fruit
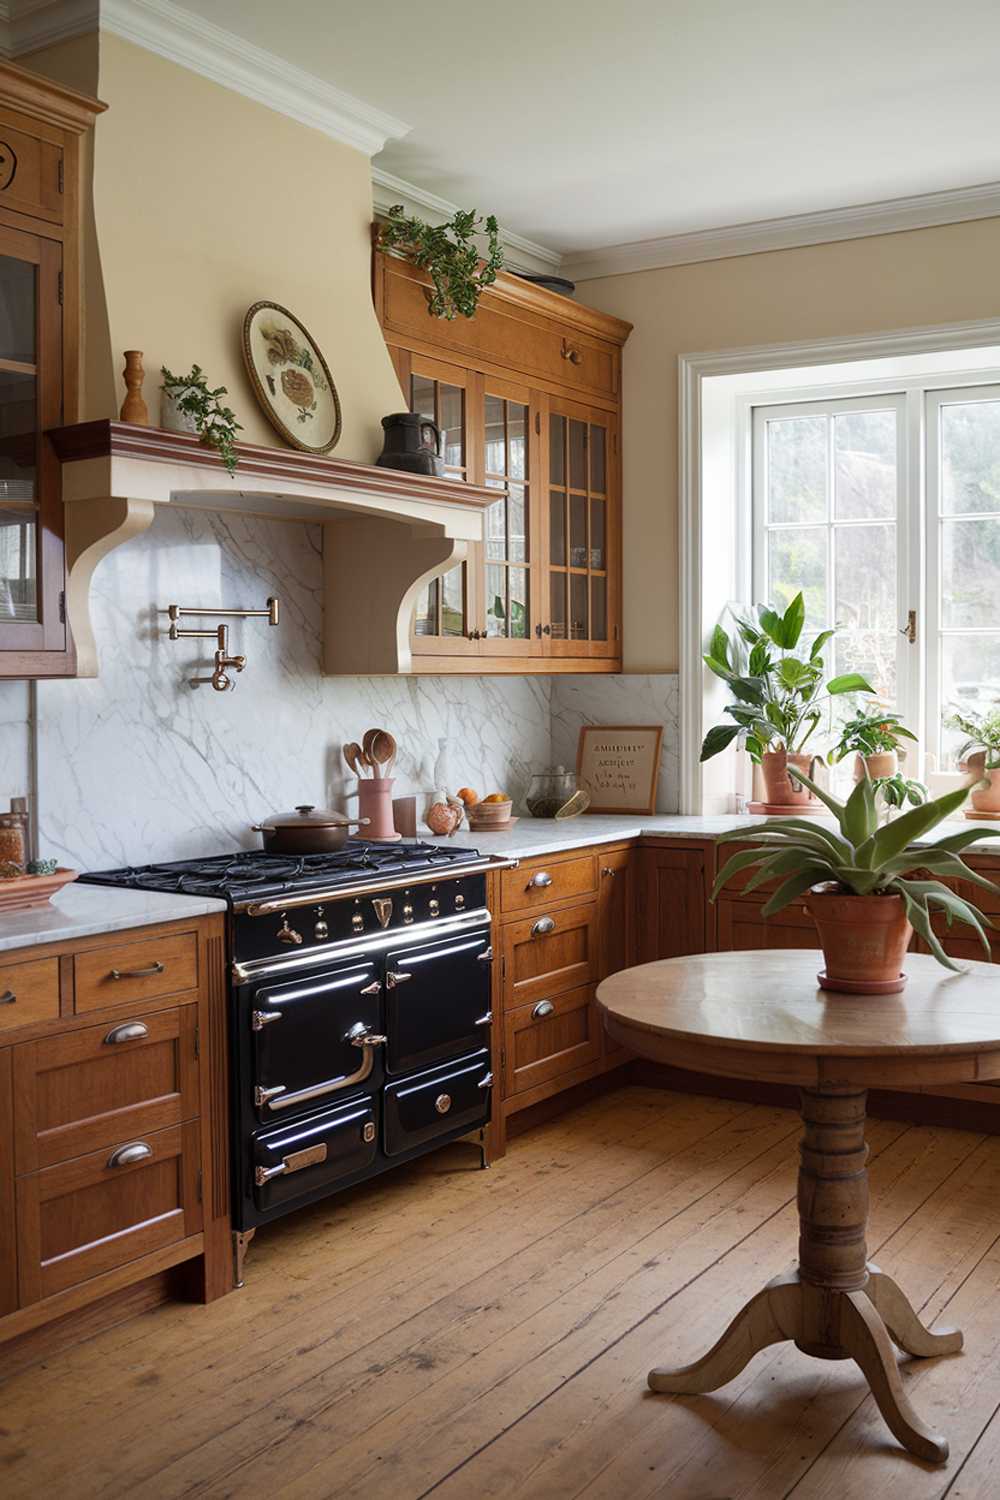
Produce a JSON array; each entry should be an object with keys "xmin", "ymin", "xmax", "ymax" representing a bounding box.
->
[
  {"xmin": 456, "ymin": 787, "xmax": 479, "ymax": 806},
  {"xmin": 483, "ymin": 792, "xmax": 510, "ymax": 803}
]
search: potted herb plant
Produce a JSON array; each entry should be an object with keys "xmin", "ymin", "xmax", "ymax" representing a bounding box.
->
[
  {"xmin": 713, "ymin": 770, "xmax": 996, "ymax": 992},
  {"xmin": 160, "ymin": 365, "xmax": 242, "ymax": 476},
  {"xmin": 701, "ymin": 593, "xmax": 873, "ymax": 811},
  {"xmin": 377, "ymin": 205, "xmax": 504, "ymax": 320},
  {"xmin": 828, "ymin": 706, "xmax": 917, "ymax": 782},
  {"xmin": 945, "ymin": 706, "xmax": 1000, "ymax": 817}
]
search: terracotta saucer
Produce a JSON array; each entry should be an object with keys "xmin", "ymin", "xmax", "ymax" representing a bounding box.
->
[
  {"xmin": 747, "ymin": 801, "xmax": 823, "ymax": 816},
  {"xmin": 817, "ymin": 970, "xmax": 906, "ymax": 995},
  {"xmin": 963, "ymin": 809, "xmax": 1000, "ymax": 821}
]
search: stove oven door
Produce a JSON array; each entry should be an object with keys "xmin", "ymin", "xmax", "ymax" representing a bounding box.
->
[
  {"xmin": 383, "ymin": 1047, "xmax": 491, "ymax": 1157},
  {"xmin": 383, "ymin": 922, "xmax": 492, "ymax": 1076},
  {"xmin": 250, "ymin": 957, "xmax": 384, "ymax": 1122},
  {"xmin": 252, "ymin": 1094, "xmax": 378, "ymax": 1213}
]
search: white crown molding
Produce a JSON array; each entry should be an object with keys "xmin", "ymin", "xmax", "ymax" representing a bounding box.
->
[
  {"xmin": 563, "ymin": 180, "xmax": 1000, "ymax": 282},
  {"xmin": 3, "ymin": 0, "xmax": 412, "ymax": 156},
  {"xmin": 372, "ymin": 165, "xmax": 562, "ymax": 277}
]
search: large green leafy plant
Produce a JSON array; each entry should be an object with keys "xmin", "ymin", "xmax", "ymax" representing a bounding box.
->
[
  {"xmin": 701, "ymin": 593, "xmax": 873, "ymax": 763},
  {"xmin": 713, "ymin": 769, "xmax": 997, "ymax": 971},
  {"xmin": 378, "ymin": 205, "xmax": 504, "ymax": 319}
]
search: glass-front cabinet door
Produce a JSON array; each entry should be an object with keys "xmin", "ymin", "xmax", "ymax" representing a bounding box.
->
[
  {"xmin": 479, "ymin": 376, "xmax": 542, "ymax": 659},
  {"xmin": 0, "ymin": 223, "xmax": 64, "ymax": 661},
  {"xmin": 546, "ymin": 395, "xmax": 619, "ymax": 659}
]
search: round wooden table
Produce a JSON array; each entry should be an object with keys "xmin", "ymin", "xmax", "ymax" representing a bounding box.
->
[{"xmin": 597, "ymin": 949, "xmax": 1000, "ymax": 1465}]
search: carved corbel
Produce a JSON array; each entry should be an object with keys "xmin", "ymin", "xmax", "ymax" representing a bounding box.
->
[{"xmin": 63, "ymin": 496, "xmax": 156, "ymax": 676}]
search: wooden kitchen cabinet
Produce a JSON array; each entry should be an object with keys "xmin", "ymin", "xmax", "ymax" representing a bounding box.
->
[
  {"xmin": 373, "ymin": 247, "xmax": 630, "ymax": 673},
  {"xmin": 0, "ymin": 63, "xmax": 103, "ymax": 678},
  {"xmin": 503, "ymin": 984, "xmax": 603, "ymax": 1097},
  {"xmin": 636, "ymin": 845, "xmax": 710, "ymax": 962},
  {"xmin": 598, "ymin": 847, "xmax": 635, "ymax": 1060},
  {"xmin": 0, "ymin": 1047, "xmax": 15, "ymax": 1317}
]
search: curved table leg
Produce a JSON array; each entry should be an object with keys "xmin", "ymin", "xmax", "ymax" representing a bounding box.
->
[
  {"xmin": 865, "ymin": 1265, "xmax": 963, "ymax": 1358},
  {"xmin": 839, "ymin": 1290, "xmax": 950, "ymax": 1464},
  {"xmin": 648, "ymin": 1272, "xmax": 801, "ymax": 1394}
]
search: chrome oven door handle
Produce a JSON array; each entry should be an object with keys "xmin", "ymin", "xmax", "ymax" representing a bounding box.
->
[
  {"xmin": 475, "ymin": 1010, "xmax": 493, "ymax": 1026},
  {"xmin": 386, "ymin": 970, "xmax": 412, "ymax": 989},
  {"xmin": 258, "ymin": 1027, "xmax": 386, "ymax": 1114},
  {"xmin": 478, "ymin": 1072, "xmax": 494, "ymax": 1089},
  {"xmin": 252, "ymin": 1009, "xmax": 281, "ymax": 1031}
]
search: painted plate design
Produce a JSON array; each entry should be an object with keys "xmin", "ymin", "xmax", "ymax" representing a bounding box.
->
[{"xmin": 242, "ymin": 301, "xmax": 342, "ymax": 453}]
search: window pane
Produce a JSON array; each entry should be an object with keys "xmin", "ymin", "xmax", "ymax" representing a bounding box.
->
[
  {"xmin": 941, "ymin": 517, "xmax": 1000, "ymax": 628},
  {"xmin": 410, "ymin": 374, "xmax": 435, "ymax": 421},
  {"xmin": 549, "ymin": 414, "xmax": 565, "ymax": 484},
  {"xmin": 570, "ymin": 573, "xmax": 589, "ymax": 641},
  {"xmin": 0, "ymin": 256, "xmax": 35, "ymax": 364},
  {"xmin": 550, "ymin": 573, "xmax": 567, "ymax": 639},
  {"xmin": 941, "ymin": 401, "xmax": 1000, "ymax": 515},
  {"xmin": 485, "ymin": 564, "xmax": 506, "ymax": 637},
  {"xmin": 941, "ymin": 635, "xmax": 1000, "ymax": 767},
  {"xmin": 570, "ymin": 494, "xmax": 587, "ymax": 568},
  {"xmin": 509, "ymin": 403, "xmax": 526, "ymax": 480},
  {"xmin": 508, "ymin": 483, "xmax": 526, "ymax": 563},
  {"xmin": 834, "ymin": 410, "xmax": 896, "ymax": 519},
  {"xmin": 592, "ymin": 575, "xmax": 607, "ymax": 641},
  {"xmin": 767, "ymin": 526, "xmax": 826, "ymax": 623},
  {"xmin": 509, "ymin": 567, "xmax": 528, "ymax": 639},
  {"xmin": 485, "ymin": 394, "xmax": 505, "ymax": 475},
  {"xmin": 439, "ymin": 383, "xmax": 464, "ymax": 469},
  {"xmin": 835, "ymin": 523, "xmax": 895, "ymax": 635},
  {"xmin": 550, "ymin": 490, "xmax": 566, "ymax": 566},
  {"xmin": 441, "ymin": 566, "xmax": 465, "ymax": 637},
  {"xmin": 835, "ymin": 630, "xmax": 896, "ymax": 704},
  {"xmin": 485, "ymin": 495, "xmax": 506, "ymax": 562},
  {"xmin": 766, "ymin": 416, "xmax": 826, "ymax": 524},
  {"xmin": 590, "ymin": 425, "xmax": 606, "ymax": 494},
  {"xmin": 590, "ymin": 499, "xmax": 605, "ymax": 570},
  {"xmin": 569, "ymin": 420, "xmax": 587, "ymax": 489}
]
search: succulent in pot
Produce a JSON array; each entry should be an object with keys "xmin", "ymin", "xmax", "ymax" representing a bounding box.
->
[
  {"xmin": 945, "ymin": 706, "xmax": 1000, "ymax": 817},
  {"xmin": 828, "ymin": 706, "xmax": 917, "ymax": 784},
  {"xmin": 713, "ymin": 769, "xmax": 998, "ymax": 992},
  {"xmin": 700, "ymin": 593, "xmax": 873, "ymax": 811}
]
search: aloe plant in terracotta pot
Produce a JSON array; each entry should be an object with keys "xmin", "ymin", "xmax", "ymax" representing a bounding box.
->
[
  {"xmin": 701, "ymin": 593, "xmax": 873, "ymax": 812},
  {"xmin": 713, "ymin": 770, "xmax": 998, "ymax": 993}
]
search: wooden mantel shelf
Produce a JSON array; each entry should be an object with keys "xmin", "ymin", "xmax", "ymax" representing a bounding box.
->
[{"xmin": 49, "ymin": 420, "xmax": 494, "ymax": 677}]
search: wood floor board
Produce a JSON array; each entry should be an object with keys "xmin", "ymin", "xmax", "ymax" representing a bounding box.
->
[{"xmin": 3, "ymin": 1089, "xmax": 1000, "ymax": 1500}]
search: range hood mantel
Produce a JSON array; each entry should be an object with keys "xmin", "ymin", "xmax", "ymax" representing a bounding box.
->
[{"xmin": 48, "ymin": 420, "xmax": 494, "ymax": 677}]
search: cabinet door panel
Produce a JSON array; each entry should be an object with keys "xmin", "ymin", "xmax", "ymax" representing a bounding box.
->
[
  {"xmin": 504, "ymin": 985, "xmax": 602, "ymax": 1096},
  {"xmin": 478, "ymin": 375, "xmax": 543, "ymax": 658},
  {"xmin": 544, "ymin": 396, "xmax": 619, "ymax": 661},
  {"xmin": 637, "ymin": 848, "xmax": 708, "ymax": 962},
  {"xmin": 501, "ymin": 902, "xmax": 599, "ymax": 1007},
  {"xmin": 597, "ymin": 849, "xmax": 634, "ymax": 1057},
  {"xmin": 716, "ymin": 898, "xmax": 818, "ymax": 952},
  {"xmin": 0, "ymin": 1048, "xmax": 15, "ymax": 1316}
]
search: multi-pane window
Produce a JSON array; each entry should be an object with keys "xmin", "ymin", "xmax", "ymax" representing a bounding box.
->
[
  {"xmin": 484, "ymin": 393, "xmax": 530, "ymax": 639},
  {"xmin": 410, "ymin": 372, "xmax": 466, "ymax": 638}
]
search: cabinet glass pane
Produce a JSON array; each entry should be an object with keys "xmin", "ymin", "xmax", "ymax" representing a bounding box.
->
[
  {"xmin": 0, "ymin": 256, "xmax": 35, "ymax": 364},
  {"xmin": 410, "ymin": 374, "xmax": 435, "ymax": 421},
  {"xmin": 592, "ymin": 576, "xmax": 607, "ymax": 641},
  {"xmin": 549, "ymin": 414, "xmax": 565, "ymax": 484},
  {"xmin": 485, "ymin": 394, "xmax": 505, "ymax": 475},
  {"xmin": 439, "ymin": 383, "xmax": 464, "ymax": 468},
  {"xmin": 570, "ymin": 494, "xmax": 587, "ymax": 568},
  {"xmin": 509, "ymin": 567, "xmax": 528, "ymax": 639},
  {"xmin": 486, "ymin": 564, "xmax": 506, "ymax": 637},
  {"xmin": 509, "ymin": 403, "xmax": 526, "ymax": 480},
  {"xmin": 589, "ymin": 499, "xmax": 605, "ymax": 569},
  {"xmin": 509, "ymin": 483, "xmax": 526, "ymax": 563},
  {"xmin": 550, "ymin": 491, "xmax": 566, "ymax": 566},
  {"xmin": 485, "ymin": 494, "xmax": 506, "ymax": 561},
  {"xmin": 550, "ymin": 573, "xmax": 567, "ymax": 640},
  {"xmin": 414, "ymin": 579, "xmax": 438, "ymax": 637},
  {"xmin": 0, "ymin": 367, "xmax": 37, "ymax": 624},
  {"xmin": 569, "ymin": 420, "xmax": 587, "ymax": 489},
  {"xmin": 570, "ymin": 573, "xmax": 589, "ymax": 641},
  {"xmin": 441, "ymin": 566, "xmax": 464, "ymax": 636},
  {"xmin": 590, "ymin": 425, "xmax": 606, "ymax": 494}
]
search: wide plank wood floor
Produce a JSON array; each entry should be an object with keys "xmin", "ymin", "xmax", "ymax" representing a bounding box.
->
[{"xmin": 4, "ymin": 1085, "xmax": 1000, "ymax": 1498}]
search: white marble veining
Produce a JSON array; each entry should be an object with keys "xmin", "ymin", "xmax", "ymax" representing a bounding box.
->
[
  {"xmin": 0, "ymin": 883, "xmax": 227, "ymax": 953},
  {"xmin": 550, "ymin": 674, "xmax": 679, "ymax": 813},
  {"xmin": 0, "ymin": 680, "xmax": 31, "ymax": 801},
  {"xmin": 33, "ymin": 507, "xmax": 554, "ymax": 869}
]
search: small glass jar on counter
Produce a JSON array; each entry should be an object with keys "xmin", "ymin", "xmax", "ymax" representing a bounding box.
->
[{"xmin": 525, "ymin": 766, "xmax": 580, "ymax": 819}]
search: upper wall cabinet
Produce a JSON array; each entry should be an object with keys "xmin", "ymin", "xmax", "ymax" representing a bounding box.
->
[
  {"xmin": 373, "ymin": 249, "xmax": 631, "ymax": 674},
  {"xmin": 0, "ymin": 62, "xmax": 103, "ymax": 679}
]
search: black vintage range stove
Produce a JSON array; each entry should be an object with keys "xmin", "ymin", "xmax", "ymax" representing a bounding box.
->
[{"xmin": 83, "ymin": 840, "xmax": 516, "ymax": 1281}]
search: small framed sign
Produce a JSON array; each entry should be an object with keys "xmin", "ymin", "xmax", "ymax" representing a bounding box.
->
[{"xmin": 577, "ymin": 725, "xmax": 663, "ymax": 814}]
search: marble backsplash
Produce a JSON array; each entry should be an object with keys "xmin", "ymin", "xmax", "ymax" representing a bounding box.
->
[{"xmin": 0, "ymin": 507, "xmax": 678, "ymax": 869}]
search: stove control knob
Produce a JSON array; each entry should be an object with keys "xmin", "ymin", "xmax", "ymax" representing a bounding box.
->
[
  {"xmin": 455, "ymin": 893, "xmax": 466, "ymax": 910},
  {"xmin": 428, "ymin": 897, "xmax": 440, "ymax": 917},
  {"xmin": 277, "ymin": 915, "xmax": 303, "ymax": 946},
  {"xmin": 352, "ymin": 903, "xmax": 364, "ymax": 933},
  {"xmin": 435, "ymin": 1093, "xmax": 452, "ymax": 1115},
  {"xmin": 314, "ymin": 906, "xmax": 329, "ymax": 942},
  {"xmin": 402, "ymin": 902, "xmax": 414, "ymax": 924}
]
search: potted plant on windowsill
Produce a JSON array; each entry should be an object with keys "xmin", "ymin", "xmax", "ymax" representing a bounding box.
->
[
  {"xmin": 713, "ymin": 770, "xmax": 996, "ymax": 992},
  {"xmin": 945, "ymin": 707, "xmax": 1000, "ymax": 818},
  {"xmin": 828, "ymin": 706, "xmax": 917, "ymax": 783},
  {"xmin": 700, "ymin": 592, "xmax": 873, "ymax": 813}
]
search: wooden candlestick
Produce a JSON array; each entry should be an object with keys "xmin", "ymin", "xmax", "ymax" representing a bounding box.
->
[{"xmin": 119, "ymin": 350, "xmax": 149, "ymax": 425}]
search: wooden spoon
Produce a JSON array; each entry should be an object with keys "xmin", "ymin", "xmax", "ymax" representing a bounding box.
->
[
  {"xmin": 362, "ymin": 729, "xmax": 380, "ymax": 770},
  {"xmin": 343, "ymin": 742, "xmax": 367, "ymax": 777},
  {"xmin": 371, "ymin": 729, "xmax": 397, "ymax": 776}
]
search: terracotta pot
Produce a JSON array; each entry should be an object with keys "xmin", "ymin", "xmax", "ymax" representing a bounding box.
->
[
  {"xmin": 963, "ymin": 753, "xmax": 1000, "ymax": 815},
  {"xmin": 804, "ymin": 884, "xmax": 912, "ymax": 994},
  {"xmin": 854, "ymin": 750, "xmax": 898, "ymax": 782},
  {"xmin": 760, "ymin": 750, "xmax": 818, "ymax": 808}
]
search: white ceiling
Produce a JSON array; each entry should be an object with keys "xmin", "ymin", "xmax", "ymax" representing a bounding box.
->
[{"xmin": 168, "ymin": 0, "xmax": 1000, "ymax": 257}]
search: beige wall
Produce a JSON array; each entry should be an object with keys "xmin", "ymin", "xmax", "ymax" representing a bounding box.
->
[
  {"xmin": 580, "ymin": 218, "xmax": 1000, "ymax": 672},
  {"xmin": 25, "ymin": 32, "xmax": 403, "ymax": 458}
]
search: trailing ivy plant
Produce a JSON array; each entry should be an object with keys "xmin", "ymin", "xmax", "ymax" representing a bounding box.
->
[
  {"xmin": 700, "ymin": 593, "xmax": 873, "ymax": 763},
  {"xmin": 378, "ymin": 205, "xmax": 504, "ymax": 320},
  {"xmin": 161, "ymin": 365, "xmax": 242, "ymax": 476}
]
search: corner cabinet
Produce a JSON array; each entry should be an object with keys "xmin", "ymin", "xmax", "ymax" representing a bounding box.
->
[
  {"xmin": 373, "ymin": 248, "xmax": 631, "ymax": 673},
  {"xmin": 0, "ymin": 62, "xmax": 103, "ymax": 678}
]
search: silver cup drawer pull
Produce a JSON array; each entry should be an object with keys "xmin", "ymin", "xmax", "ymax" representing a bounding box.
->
[
  {"xmin": 103, "ymin": 1021, "xmax": 150, "ymax": 1045},
  {"xmin": 110, "ymin": 961, "xmax": 165, "ymax": 981},
  {"xmin": 107, "ymin": 1141, "xmax": 153, "ymax": 1169},
  {"xmin": 531, "ymin": 916, "xmax": 555, "ymax": 937},
  {"xmin": 527, "ymin": 871, "xmax": 552, "ymax": 889},
  {"xmin": 0, "ymin": 989, "xmax": 15, "ymax": 1006},
  {"xmin": 533, "ymin": 1000, "xmax": 555, "ymax": 1019}
]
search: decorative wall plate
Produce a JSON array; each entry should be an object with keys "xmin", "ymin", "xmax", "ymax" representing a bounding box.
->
[{"xmin": 242, "ymin": 301, "xmax": 342, "ymax": 453}]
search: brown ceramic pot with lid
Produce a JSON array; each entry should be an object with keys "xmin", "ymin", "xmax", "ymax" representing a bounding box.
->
[{"xmin": 251, "ymin": 805, "xmax": 369, "ymax": 854}]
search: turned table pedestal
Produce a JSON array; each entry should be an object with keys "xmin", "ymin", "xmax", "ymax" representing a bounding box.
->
[{"xmin": 596, "ymin": 949, "xmax": 1000, "ymax": 1464}]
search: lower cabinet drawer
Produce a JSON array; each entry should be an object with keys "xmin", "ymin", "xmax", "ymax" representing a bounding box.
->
[
  {"xmin": 16, "ymin": 1120, "xmax": 203, "ymax": 1305},
  {"xmin": 0, "ymin": 956, "xmax": 60, "ymax": 1033},
  {"xmin": 14, "ymin": 1005, "xmax": 200, "ymax": 1173},
  {"xmin": 74, "ymin": 931, "xmax": 198, "ymax": 1014},
  {"xmin": 501, "ymin": 901, "xmax": 598, "ymax": 1008},
  {"xmin": 504, "ymin": 986, "xmax": 602, "ymax": 1097},
  {"xmin": 252, "ymin": 1095, "xmax": 377, "ymax": 1213},
  {"xmin": 383, "ymin": 1048, "xmax": 491, "ymax": 1157}
]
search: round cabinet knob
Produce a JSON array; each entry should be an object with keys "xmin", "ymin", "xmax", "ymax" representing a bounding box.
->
[
  {"xmin": 601, "ymin": 866, "xmax": 617, "ymax": 878},
  {"xmin": 435, "ymin": 1093, "xmax": 452, "ymax": 1115}
]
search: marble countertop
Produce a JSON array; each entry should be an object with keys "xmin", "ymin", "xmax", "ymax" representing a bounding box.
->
[{"xmin": 0, "ymin": 884, "xmax": 228, "ymax": 954}]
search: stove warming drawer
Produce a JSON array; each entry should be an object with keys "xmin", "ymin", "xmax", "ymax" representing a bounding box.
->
[
  {"xmin": 383, "ymin": 1048, "xmax": 491, "ymax": 1157},
  {"xmin": 252, "ymin": 1095, "xmax": 378, "ymax": 1212}
]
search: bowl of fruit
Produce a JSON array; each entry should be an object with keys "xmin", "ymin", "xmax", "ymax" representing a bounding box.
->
[{"xmin": 464, "ymin": 791, "xmax": 515, "ymax": 830}]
